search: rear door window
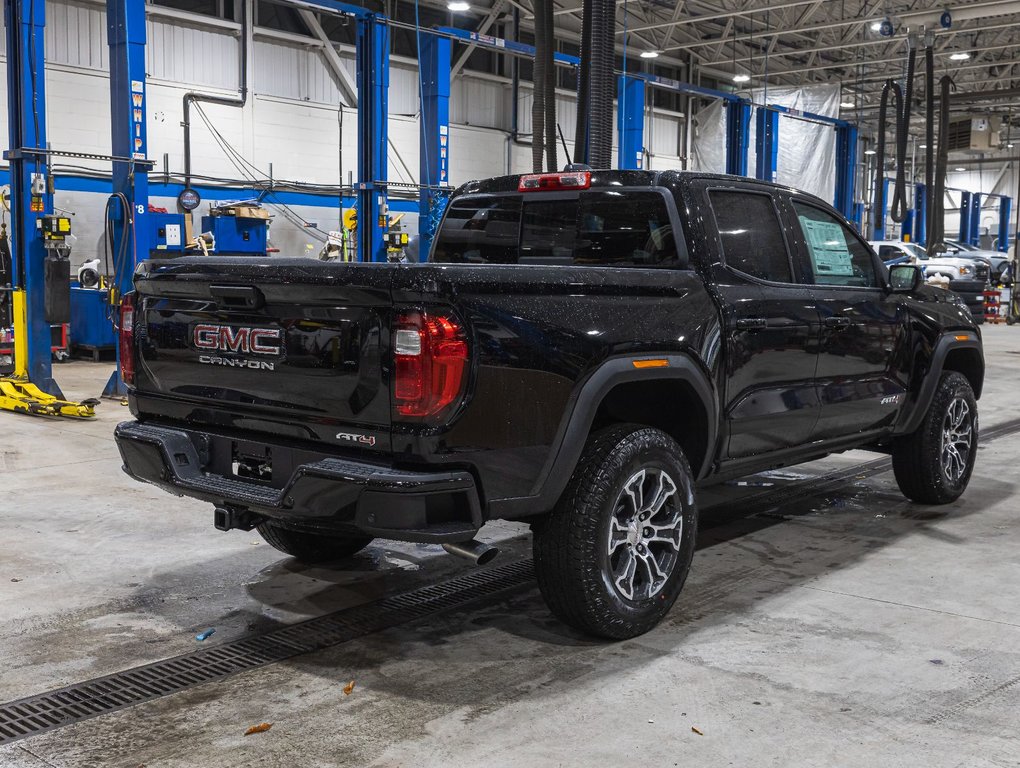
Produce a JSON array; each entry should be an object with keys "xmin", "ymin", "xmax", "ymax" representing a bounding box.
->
[
  {"xmin": 708, "ymin": 190, "xmax": 794, "ymax": 283},
  {"xmin": 432, "ymin": 190, "xmax": 680, "ymax": 267}
]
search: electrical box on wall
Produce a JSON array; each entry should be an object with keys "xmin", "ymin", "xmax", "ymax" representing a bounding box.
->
[
  {"xmin": 200, "ymin": 215, "xmax": 268, "ymax": 255},
  {"xmin": 149, "ymin": 213, "xmax": 187, "ymax": 257}
]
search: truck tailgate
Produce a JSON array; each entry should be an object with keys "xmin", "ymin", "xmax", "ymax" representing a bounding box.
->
[{"xmin": 131, "ymin": 258, "xmax": 395, "ymax": 449}]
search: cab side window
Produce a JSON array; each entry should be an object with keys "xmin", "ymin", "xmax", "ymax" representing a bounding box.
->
[
  {"xmin": 708, "ymin": 190, "xmax": 794, "ymax": 283},
  {"xmin": 794, "ymin": 202, "xmax": 879, "ymax": 288}
]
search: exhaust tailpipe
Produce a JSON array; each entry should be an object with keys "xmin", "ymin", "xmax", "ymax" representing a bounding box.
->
[{"xmin": 442, "ymin": 539, "xmax": 499, "ymax": 565}]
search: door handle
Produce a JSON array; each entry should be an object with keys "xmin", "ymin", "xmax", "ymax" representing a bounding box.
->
[
  {"xmin": 824, "ymin": 315, "xmax": 852, "ymax": 329},
  {"xmin": 209, "ymin": 285, "xmax": 265, "ymax": 310},
  {"xmin": 735, "ymin": 317, "xmax": 767, "ymax": 331}
]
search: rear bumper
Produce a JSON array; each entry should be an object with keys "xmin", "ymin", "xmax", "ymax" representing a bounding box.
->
[{"xmin": 114, "ymin": 421, "xmax": 483, "ymax": 543}]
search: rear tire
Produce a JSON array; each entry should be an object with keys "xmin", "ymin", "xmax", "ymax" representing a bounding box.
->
[
  {"xmin": 256, "ymin": 521, "xmax": 373, "ymax": 563},
  {"xmin": 532, "ymin": 424, "xmax": 698, "ymax": 639},
  {"xmin": 892, "ymin": 372, "xmax": 978, "ymax": 504}
]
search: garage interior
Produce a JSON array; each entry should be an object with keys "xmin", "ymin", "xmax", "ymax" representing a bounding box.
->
[{"xmin": 2, "ymin": 0, "xmax": 1020, "ymax": 765}]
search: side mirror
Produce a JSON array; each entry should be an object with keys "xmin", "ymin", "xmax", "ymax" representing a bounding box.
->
[{"xmin": 889, "ymin": 263, "xmax": 923, "ymax": 293}]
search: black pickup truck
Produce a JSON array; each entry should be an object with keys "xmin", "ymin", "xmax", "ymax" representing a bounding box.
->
[{"xmin": 115, "ymin": 169, "xmax": 983, "ymax": 639}]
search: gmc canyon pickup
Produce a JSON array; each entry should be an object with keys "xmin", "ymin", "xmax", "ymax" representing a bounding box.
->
[{"xmin": 115, "ymin": 169, "xmax": 984, "ymax": 639}]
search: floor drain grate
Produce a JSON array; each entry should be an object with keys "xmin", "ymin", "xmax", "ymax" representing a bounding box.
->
[{"xmin": 0, "ymin": 558, "xmax": 535, "ymax": 746}]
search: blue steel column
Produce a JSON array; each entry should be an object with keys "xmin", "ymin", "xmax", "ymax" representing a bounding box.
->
[
  {"xmin": 105, "ymin": 0, "xmax": 150, "ymax": 397},
  {"xmin": 873, "ymin": 178, "xmax": 890, "ymax": 240},
  {"xmin": 616, "ymin": 75, "xmax": 645, "ymax": 170},
  {"xmin": 356, "ymin": 15, "xmax": 389, "ymax": 263},
  {"xmin": 914, "ymin": 183, "xmax": 927, "ymax": 247},
  {"xmin": 833, "ymin": 125, "xmax": 857, "ymax": 220},
  {"xmin": 725, "ymin": 100, "xmax": 750, "ymax": 176},
  {"xmin": 418, "ymin": 32, "xmax": 450, "ymax": 259},
  {"xmin": 755, "ymin": 107, "xmax": 778, "ymax": 183},
  {"xmin": 4, "ymin": 0, "xmax": 59, "ymax": 395},
  {"xmin": 968, "ymin": 193, "xmax": 981, "ymax": 246},
  {"xmin": 852, "ymin": 202, "xmax": 865, "ymax": 233},
  {"xmin": 958, "ymin": 191, "xmax": 972, "ymax": 243},
  {"xmin": 999, "ymin": 197, "xmax": 1012, "ymax": 252}
]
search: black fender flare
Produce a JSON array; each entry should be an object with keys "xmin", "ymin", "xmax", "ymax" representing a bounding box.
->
[
  {"xmin": 896, "ymin": 331, "xmax": 983, "ymax": 435},
  {"xmin": 528, "ymin": 354, "xmax": 718, "ymax": 510}
]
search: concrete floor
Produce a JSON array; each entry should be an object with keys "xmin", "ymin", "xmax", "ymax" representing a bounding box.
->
[{"xmin": 2, "ymin": 327, "xmax": 1020, "ymax": 767}]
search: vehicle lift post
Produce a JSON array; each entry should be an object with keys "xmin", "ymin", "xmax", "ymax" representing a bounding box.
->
[
  {"xmin": 968, "ymin": 192, "xmax": 981, "ymax": 246},
  {"xmin": 998, "ymin": 196, "xmax": 1012, "ymax": 252},
  {"xmin": 754, "ymin": 107, "xmax": 779, "ymax": 183},
  {"xmin": 418, "ymin": 31, "xmax": 451, "ymax": 257},
  {"xmin": 873, "ymin": 178, "xmax": 890, "ymax": 241},
  {"xmin": 914, "ymin": 183, "xmax": 927, "ymax": 247},
  {"xmin": 103, "ymin": 0, "xmax": 151, "ymax": 398},
  {"xmin": 725, "ymin": 100, "xmax": 752, "ymax": 177},
  {"xmin": 616, "ymin": 74, "xmax": 645, "ymax": 171},
  {"xmin": 958, "ymin": 190, "xmax": 972, "ymax": 244},
  {"xmin": 355, "ymin": 13, "xmax": 389, "ymax": 263},
  {"xmin": 3, "ymin": 0, "xmax": 59, "ymax": 396}
]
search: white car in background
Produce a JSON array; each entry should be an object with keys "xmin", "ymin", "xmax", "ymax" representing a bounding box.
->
[
  {"xmin": 944, "ymin": 239, "xmax": 1011, "ymax": 283},
  {"xmin": 870, "ymin": 240, "xmax": 991, "ymax": 283}
]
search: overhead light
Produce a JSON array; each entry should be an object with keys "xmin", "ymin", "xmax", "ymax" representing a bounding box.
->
[
  {"xmin": 840, "ymin": 101, "xmax": 855, "ymax": 109},
  {"xmin": 919, "ymin": 144, "xmax": 927, "ymax": 149},
  {"xmin": 864, "ymin": 149, "xmax": 876, "ymax": 155},
  {"xmin": 954, "ymin": 166, "xmax": 967, "ymax": 172},
  {"xmin": 949, "ymin": 51, "xmax": 971, "ymax": 61},
  {"xmin": 447, "ymin": 1, "xmax": 470, "ymax": 10},
  {"xmin": 870, "ymin": 21, "xmax": 883, "ymax": 31},
  {"xmin": 733, "ymin": 73, "xmax": 751, "ymax": 83},
  {"xmin": 1009, "ymin": 143, "xmax": 1016, "ymax": 149},
  {"xmin": 640, "ymin": 50, "xmax": 660, "ymax": 59}
]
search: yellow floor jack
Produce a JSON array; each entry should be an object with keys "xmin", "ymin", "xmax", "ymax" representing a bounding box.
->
[{"xmin": 0, "ymin": 289, "xmax": 97, "ymax": 418}]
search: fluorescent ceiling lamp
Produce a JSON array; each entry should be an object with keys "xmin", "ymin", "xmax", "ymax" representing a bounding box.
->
[
  {"xmin": 863, "ymin": 149, "xmax": 876, "ymax": 155},
  {"xmin": 840, "ymin": 101, "xmax": 855, "ymax": 108},
  {"xmin": 640, "ymin": 50, "xmax": 660, "ymax": 59},
  {"xmin": 919, "ymin": 144, "xmax": 927, "ymax": 149},
  {"xmin": 949, "ymin": 51, "xmax": 971, "ymax": 60},
  {"xmin": 1009, "ymin": 143, "xmax": 1016, "ymax": 149},
  {"xmin": 870, "ymin": 21, "xmax": 883, "ymax": 31},
  {"xmin": 733, "ymin": 73, "xmax": 751, "ymax": 83},
  {"xmin": 954, "ymin": 167, "xmax": 967, "ymax": 171},
  {"xmin": 447, "ymin": 1, "xmax": 470, "ymax": 10}
]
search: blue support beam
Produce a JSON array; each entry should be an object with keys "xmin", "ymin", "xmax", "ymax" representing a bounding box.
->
[
  {"xmin": 958, "ymin": 190, "xmax": 972, "ymax": 243},
  {"xmin": 914, "ymin": 183, "xmax": 927, "ymax": 247},
  {"xmin": 725, "ymin": 101, "xmax": 751, "ymax": 176},
  {"xmin": 873, "ymin": 178, "xmax": 890, "ymax": 240},
  {"xmin": 104, "ymin": 0, "xmax": 150, "ymax": 397},
  {"xmin": 833, "ymin": 125, "xmax": 857, "ymax": 220},
  {"xmin": 999, "ymin": 196, "xmax": 1012, "ymax": 252},
  {"xmin": 755, "ymin": 107, "xmax": 778, "ymax": 183},
  {"xmin": 616, "ymin": 75, "xmax": 645, "ymax": 170},
  {"xmin": 3, "ymin": 0, "xmax": 60, "ymax": 395},
  {"xmin": 356, "ymin": 15, "xmax": 389, "ymax": 263},
  {"xmin": 901, "ymin": 209, "xmax": 914, "ymax": 242},
  {"xmin": 418, "ymin": 31, "xmax": 451, "ymax": 259},
  {"xmin": 968, "ymin": 193, "xmax": 981, "ymax": 246},
  {"xmin": 852, "ymin": 202, "xmax": 865, "ymax": 234}
]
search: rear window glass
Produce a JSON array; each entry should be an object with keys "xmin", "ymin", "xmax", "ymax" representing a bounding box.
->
[
  {"xmin": 708, "ymin": 190, "xmax": 793, "ymax": 283},
  {"xmin": 432, "ymin": 190, "xmax": 680, "ymax": 268}
]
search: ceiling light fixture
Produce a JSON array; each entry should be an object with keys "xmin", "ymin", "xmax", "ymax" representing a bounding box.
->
[
  {"xmin": 949, "ymin": 51, "xmax": 971, "ymax": 60},
  {"xmin": 919, "ymin": 144, "xmax": 927, "ymax": 149},
  {"xmin": 840, "ymin": 101, "xmax": 855, "ymax": 109},
  {"xmin": 447, "ymin": 1, "xmax": 470, "ymax": 10},
  {"xmin": 640, "ymin": 50, "xmax": 660, "ymax": 59},
  {"xmin": 870, "ymin": 21, "xmax": 883, "ymax": 31},
  {"xmin": 864, "ymin": 149, "xmax": 876, "ymax": 155},
  {"xmin": 954, "ymin": 166, "xmax": 967, "ymax": 172},
  {"xmin": 1009, "ymin": 143, "xmax": 1016, "ymax": 149},
  {"xmin": 733, "ymin": 73, "xmax": 750, "ymax": 83}
]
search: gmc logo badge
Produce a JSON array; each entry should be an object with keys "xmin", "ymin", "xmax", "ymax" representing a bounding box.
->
[{"xmin": 193, "ymin": 324, "xmax": 282, "ymax": 355}]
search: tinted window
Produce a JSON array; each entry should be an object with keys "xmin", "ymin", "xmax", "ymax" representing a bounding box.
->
[
  {"xmin": 877, "ymin": 245, "xmax": 900, "ymax": 260},
  {"xmin": 432, "ymin": 196, "xmax": 522, "ymax": 264},
  {"xmin": 708, "ymin": 190, "xmax": 793, "ymax": 282},
  {"xmin": 794, "ymin": 202, "xmax": 878, "ymax": 287},
  {"xmin": 432, "ymin": 191, "xmax": 678, "ymax": 268}
]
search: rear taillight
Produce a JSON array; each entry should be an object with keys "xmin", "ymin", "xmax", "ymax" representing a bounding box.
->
[
  {"xmin": 392, "ymin": 310, "xmax": 469, "ymax": 420},
  {"xmin": 119, "ymin": 292, "xmax": 136, "ymax": 386}
]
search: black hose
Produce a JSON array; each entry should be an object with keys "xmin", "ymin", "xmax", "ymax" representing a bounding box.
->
[
  {"xmin": 587, "ymin": 0, "xmax": 614, "ymax": 168},
  {"xmin": 573, "ymin": 0, "xmax": 592, "ymax": 163},
  {"xmin": 924, "ymin": 45, "xmax": 935, "ymax": 247},
  {"xmin": 531, "ymin": 0, "xmax": 546, "ymax": 173},
  {"xmin": 873, "ymin": 79, "xmax": 903, "ymax": 238},
  {"xmin": 543, "ymin": 0, "xmax": 557, "ymax": 172},
  {"xmin": 888, "ymin": 46, "xmax": 915, "ymax": 223},
  {"xmin": 929, "ymin": 75, "xmax": 954, "ymax": 255}
]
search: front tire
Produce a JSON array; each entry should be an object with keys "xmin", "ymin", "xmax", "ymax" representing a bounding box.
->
[
  {"xmin": 256, "ymin": 521, "xmax": 374, "ymax": 563},
  {"xmin": 532, "ymin": 424, "xmax": 698, "ymax": 639},
  {"xmin": 892, "ymin": 372, "xmax": 978, "ymax": 504}
]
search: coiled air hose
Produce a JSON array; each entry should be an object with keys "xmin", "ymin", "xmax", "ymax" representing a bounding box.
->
[
  {"xmin": 873, "ymin": 79, "xmax": 903, "ymax": 236},
  {"xmin": 889, "ymin": 44, "xmax": 916, "ymax": 223},
  {"xmin": 929, "ymin": 75, "xmax": 954, "ymax": 254}
]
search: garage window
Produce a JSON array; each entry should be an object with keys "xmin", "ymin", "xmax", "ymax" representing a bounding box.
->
[{"xmin": 708, "ymin": 190, "xmax": 793, "ymax": 283}]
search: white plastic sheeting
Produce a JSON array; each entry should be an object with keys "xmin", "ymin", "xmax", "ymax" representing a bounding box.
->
[{"xmin": 690, "ymin": 83, "xmax": 841, "ymax": 201}]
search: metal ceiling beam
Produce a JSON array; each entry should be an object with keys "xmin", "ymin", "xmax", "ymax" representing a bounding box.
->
[
  {"xmin": 450, "ymin": 0, "xmax": 508, "ymax": 78},
  {"xmin": 620, "ymin": 0, "xmax": 819, "ymax": 35}
]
